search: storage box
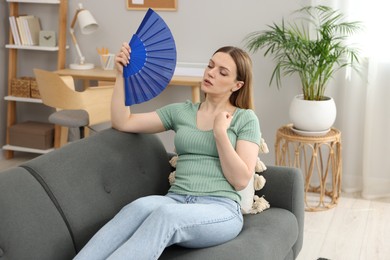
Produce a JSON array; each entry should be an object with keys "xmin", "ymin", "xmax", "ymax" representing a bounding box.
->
[
  {"xmin": 9, "ymin": 121, "xmax": 54, "ymax": 150},
  {"xmin": 11, "ymin": 78, "xmax": 30, "ymax": 97},
  {"xmin": 10, "ymin": 77, "xmax": 40, "ymax": 98},
  {"xmin": 30, "ymin": 78, "xmax": 41, "ymax": 99}
]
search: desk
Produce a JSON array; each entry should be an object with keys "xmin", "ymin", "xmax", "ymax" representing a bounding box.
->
[
  {"xmin": 56, "ymin": 68, "xmax": 203, "ymax": 103},
  {"xmin": 275, "ymin": 124, "xmax": 342, "ymax": 211}
]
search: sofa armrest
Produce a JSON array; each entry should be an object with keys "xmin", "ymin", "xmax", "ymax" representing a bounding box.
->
[{"xmin": 256, "ymin": 165, "xmax": 304, "ymax": 259}]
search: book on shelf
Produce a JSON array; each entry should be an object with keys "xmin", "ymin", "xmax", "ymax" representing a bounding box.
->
[
  {"xmin": 9, "ymin": 16, "xmax": 21, "ymax": 45},
  {"xmin": 23, "ymin": 18, "xmax": 33, "ymax": 45},
  {"xmin": 11, "ymin": 15, "xmax": 42, "ymax": 46},
  {"xmin": 16, "ymin": 15, "xmax": 27, "ymax": 45},
  {"xmin": 24, "ymin": 16, "xmax": 41, "ymax": 45}
]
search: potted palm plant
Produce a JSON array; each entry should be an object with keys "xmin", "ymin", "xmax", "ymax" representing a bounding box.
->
[{"xmin": 245, "ymin": 5, "xmax": 361, "ymax": 134}]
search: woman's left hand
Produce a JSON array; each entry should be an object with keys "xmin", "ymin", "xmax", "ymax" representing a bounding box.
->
[{"xmin": 213, "ymin": 112, "xmax": 233, "ymax": 136}]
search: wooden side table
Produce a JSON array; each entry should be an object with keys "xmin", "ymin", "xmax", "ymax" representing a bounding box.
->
[{"xmin": 275, "ymin": 124, "xmax": 342, "ymax": 211}]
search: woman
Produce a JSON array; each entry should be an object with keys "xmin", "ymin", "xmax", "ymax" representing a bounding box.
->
[{"xmin": 74, "ymin": 43, "xmax": 261, "ymax": 260}]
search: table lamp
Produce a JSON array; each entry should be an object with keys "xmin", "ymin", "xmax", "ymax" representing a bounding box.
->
[{"xmin": 69, "ymin": 3, "xmax": 98, "ymax": 70}]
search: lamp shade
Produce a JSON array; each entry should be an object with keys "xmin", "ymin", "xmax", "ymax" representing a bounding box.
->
[{"xmin": 77, "ymin": 9, "xmax": 98, "ymax": 35}]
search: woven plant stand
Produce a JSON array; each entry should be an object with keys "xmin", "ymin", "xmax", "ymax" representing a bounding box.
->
[{"xmin": 275, "ymin": 124, "xmax": 342, "ymax": 212}]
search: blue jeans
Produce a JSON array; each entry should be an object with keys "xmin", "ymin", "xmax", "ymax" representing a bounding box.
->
[{"xmin": 73, "ymin": 193, "xmax": 243, "ymax": 260}]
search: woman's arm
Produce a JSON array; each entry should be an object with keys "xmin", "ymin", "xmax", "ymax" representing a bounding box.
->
[
  {"xmin": 214, "ymin": 112, "xmax": 259, "ymax": 191},
  {"xmin": 111, "ymin": 42, "xmax": 166, "ymax": 134}
]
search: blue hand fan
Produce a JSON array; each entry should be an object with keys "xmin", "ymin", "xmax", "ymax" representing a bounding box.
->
[{"xmin": 123, "ymin": 8, "xmax": 177, "ymax": 106}]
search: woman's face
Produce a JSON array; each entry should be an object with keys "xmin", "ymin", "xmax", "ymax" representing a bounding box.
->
[{"xmin": 202, "ymin": 52, "xmax": 242, "ymax": 97}]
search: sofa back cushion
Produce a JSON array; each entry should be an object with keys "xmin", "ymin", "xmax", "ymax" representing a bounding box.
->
[
  {"xmin": 0, "ymin": 167, "xmax": 75, "ymax": 260},
  {"xmin": 22, "ymin": 129, "xmax": 172, "ymax": 252}
]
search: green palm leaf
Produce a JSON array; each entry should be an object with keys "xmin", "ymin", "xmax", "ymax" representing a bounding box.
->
[{"xmin": 244, "ymin": 5, "xmax": 362, "ymax": 100}]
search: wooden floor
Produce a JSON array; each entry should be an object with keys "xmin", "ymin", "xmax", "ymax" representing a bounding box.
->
[
  {"xmin": 297, "ymin": 193, "xmax": 390, "ymax": 260},
  {"xmin": 1, "ymin": 153, "xmax": 390, "ymax": 260}
]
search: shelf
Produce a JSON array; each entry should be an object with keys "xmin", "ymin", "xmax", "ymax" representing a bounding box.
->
[
  {"xmin": 6, "ymin": 44, "xmax": 69, "ymax": 51},
  {"xmin": 3, "ymin": 144, "xmax": 54, "ymax": 154},
  {"xmin": 5, "ymin": 96, "xmax": 43, "ymax": 103},
  {"xmin": 6, "ymin": 0, "xmax": 60, "ymax": 4},
  {"xmin": 5, "ymin": 0, "xmax": 67, "ymax": 159}
]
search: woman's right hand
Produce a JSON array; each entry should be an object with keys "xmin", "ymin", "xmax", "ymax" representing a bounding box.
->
[{"xmin": 115, "ymin": 42, "xmax": 131, "ymax": 74}]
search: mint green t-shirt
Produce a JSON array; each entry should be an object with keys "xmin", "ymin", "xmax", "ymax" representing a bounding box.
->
[{"xmin": 156, "ymin": 100, "xmax": 261, "ymax": 203}]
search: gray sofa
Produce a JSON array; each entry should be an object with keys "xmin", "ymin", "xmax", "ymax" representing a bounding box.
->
[{"xmin": 0, "ymin": 128, "xmax": 304, "ymax": 260}]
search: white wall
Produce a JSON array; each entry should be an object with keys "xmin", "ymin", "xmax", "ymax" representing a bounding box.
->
[{"xmin": 1, "ymin": 0, "xmax": 309, "ymax": 164}]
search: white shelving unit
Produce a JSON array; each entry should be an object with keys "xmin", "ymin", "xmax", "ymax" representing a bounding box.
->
[{"xmin": 3, "ymin": 0, "xmax": 68, "ymax": 158}]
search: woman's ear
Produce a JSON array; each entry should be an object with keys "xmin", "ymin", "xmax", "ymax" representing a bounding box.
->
[{"xmin": 232, "ymin": 81, "xmax": 244, "ymax": 92}]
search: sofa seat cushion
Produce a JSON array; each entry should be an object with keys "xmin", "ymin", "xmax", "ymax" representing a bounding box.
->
[
  {"xmin": 160, "ymin": 208, "xmax": 298, "ymax": 260},
  {"xmin": 0, "ymin": 168, "xmax": 75, "ymax": 260}
]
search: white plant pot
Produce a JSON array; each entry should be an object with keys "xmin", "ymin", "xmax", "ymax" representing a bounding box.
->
[{"xmin": 289, "ymin": 94, "xmax": 336, "ymax": 132}]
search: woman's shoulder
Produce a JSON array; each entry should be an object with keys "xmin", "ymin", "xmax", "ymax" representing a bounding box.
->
[
  {"xmin": 233, "ymin": 108, "xmax": 261, "ymax": 141},
  {"xmin": 157, "ymin": 100, "xmax": 199, "ymax": 116},
  {"xmin": 160, "ymin": 100, "xmax": 198, "ymax": 111},
  {"xmin": 234, "ymin": 108, "xmax": 258, "ymax": 121}
]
